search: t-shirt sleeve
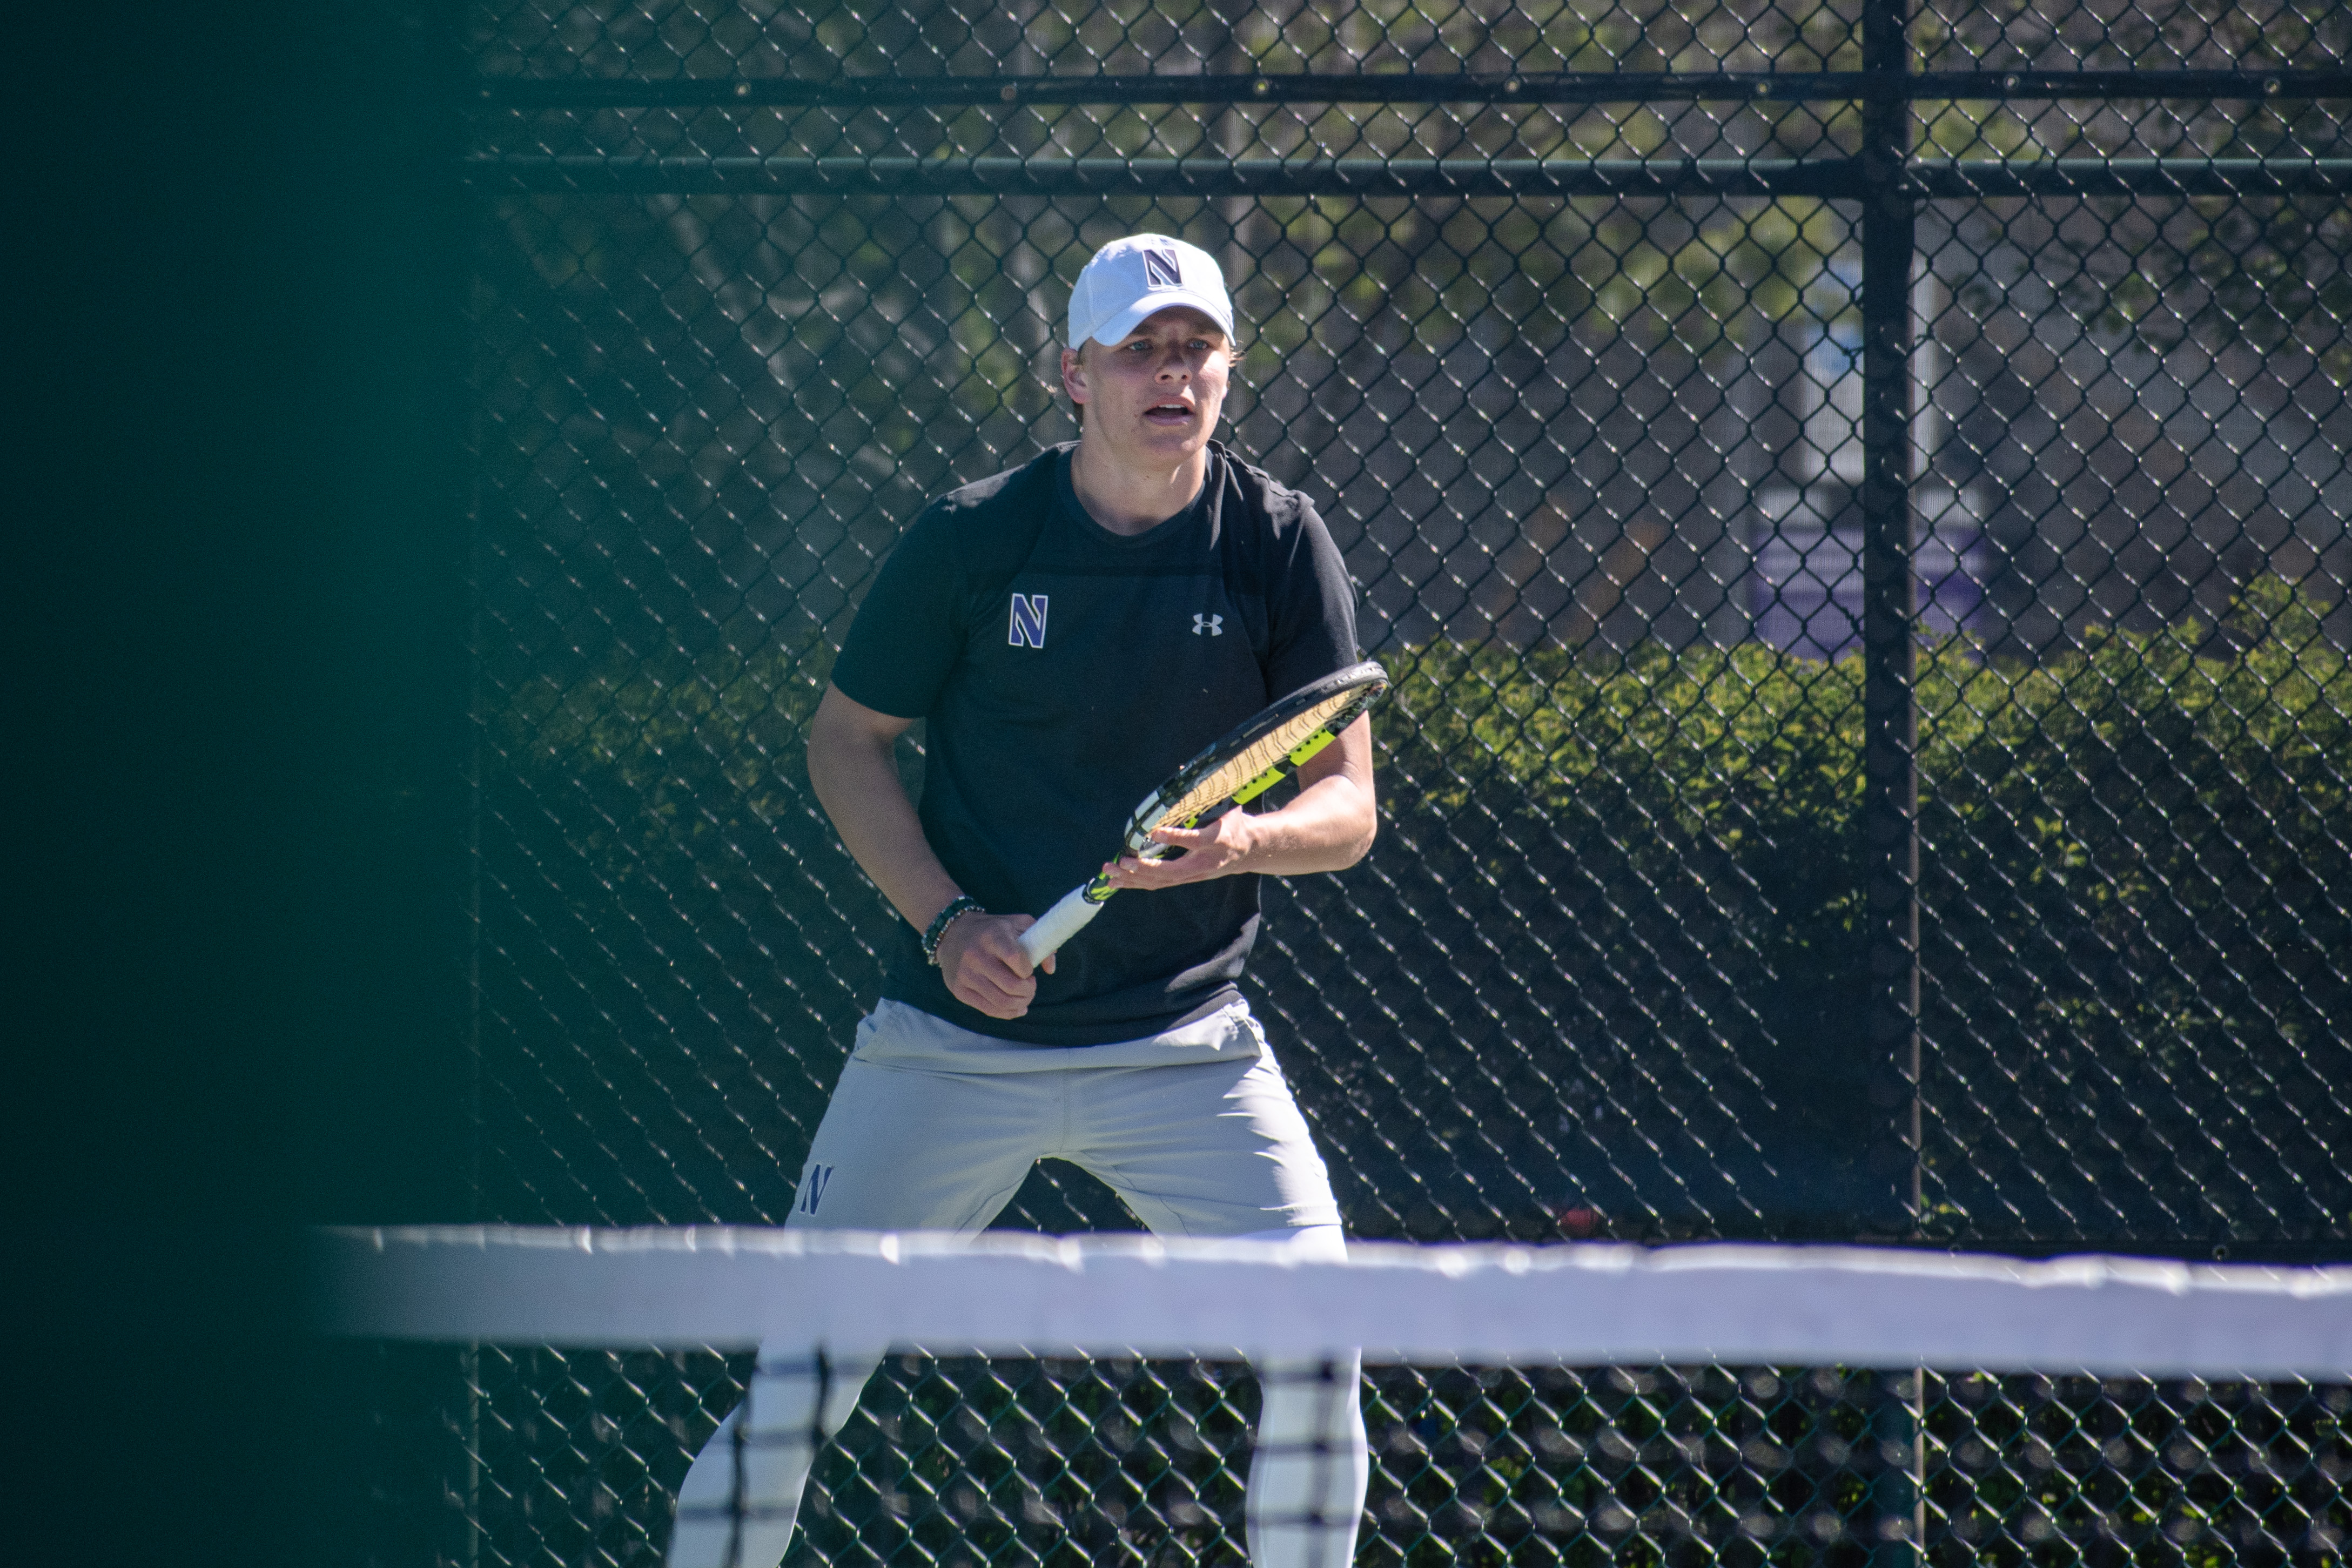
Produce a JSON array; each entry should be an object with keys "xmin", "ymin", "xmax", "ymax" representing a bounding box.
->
[
  {"xmin": 1263, "ymin": 495, "xmax": 1362, "ymax": 698},
  {"xmin": 828, "ymin": 507, "xmax": 966, "ymax": 718}
]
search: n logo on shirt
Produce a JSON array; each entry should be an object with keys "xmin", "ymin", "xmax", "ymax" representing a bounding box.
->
[
  {"xmin": 1007, "ymin": 593, "xmax": 1049, "ymax": 649},
  {"xmin": 798, "ymin": 1163, "xmax": 833, "ymax": 1215}
]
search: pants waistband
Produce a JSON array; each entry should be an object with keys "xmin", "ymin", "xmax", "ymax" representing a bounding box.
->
[{"xmin": 852, "ymin": 998, "xmax": 1265, "ymax": 1074}]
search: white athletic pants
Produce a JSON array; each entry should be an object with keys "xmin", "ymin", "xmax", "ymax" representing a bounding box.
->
[{"xmin": 669, "ymin": 1000, "xmax": 1369, "ymax": 1568}]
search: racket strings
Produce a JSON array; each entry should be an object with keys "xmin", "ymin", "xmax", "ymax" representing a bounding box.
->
[{"xmin": 1155, "ymin": 691, "xmax": 1362, "ymax": 828}]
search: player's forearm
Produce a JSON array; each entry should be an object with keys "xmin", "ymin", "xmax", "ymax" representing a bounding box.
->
[
  {"xmin": 1240, "ymin": 771, "xmax": 1378, "ymax": 874},
  {"xmin": 1240, "ymin": 714, "xmax": 1377, "ymax": 875},
  {"xmin": 805, "ymin": 708, "xmax": 963, "ymax": 931}
]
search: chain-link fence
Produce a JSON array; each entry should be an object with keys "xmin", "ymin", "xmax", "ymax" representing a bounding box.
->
[{"xmin": 397, "ymin": 0, "xmax": 2352, "ymax": 1560}]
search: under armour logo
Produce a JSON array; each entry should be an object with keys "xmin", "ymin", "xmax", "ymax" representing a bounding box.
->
[
  {"xmin": 1007, "ymin": 593, "xmax": 1049, "ymax": 649},
  {"xmin": 1142, "ymin": 246, "xmax": 1182, "ymax": 290},
  {"xmin": 1192, "ymin": 614, "xmax": 1223, "ymax": 636},
  {"xmin": 798, "ymin": 1163, "xmax": 833, "ymax": 1215}
]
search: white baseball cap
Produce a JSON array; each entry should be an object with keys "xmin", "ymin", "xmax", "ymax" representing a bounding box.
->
[{"xmin": 1066, "ymin": 234, "xmax": 1236, "ymax": 349}]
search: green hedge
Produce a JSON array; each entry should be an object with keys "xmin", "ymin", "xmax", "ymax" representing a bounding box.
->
[{"xmin": 1381, "ymin": 576, "xmax": 2351, "ymax": 1241}]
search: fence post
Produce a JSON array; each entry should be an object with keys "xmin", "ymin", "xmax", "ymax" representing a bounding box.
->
[
  {"xmin": 1859, "ymin": 0, "xmax": 1921, "ymax": 1249},
  {"xmin": 1860, "ymin": 0, "xmax": 1926, "ymax": 1562}
]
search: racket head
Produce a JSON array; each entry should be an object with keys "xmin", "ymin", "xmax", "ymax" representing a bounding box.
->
[{"xmin": 1121, "ymin": 660, "xmax": 1389, "ymax": 854}]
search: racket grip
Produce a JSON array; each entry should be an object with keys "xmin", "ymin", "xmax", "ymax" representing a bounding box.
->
[{"xmin": 1018, "ymin": 884, "xmax": 1103, "ymax": 966}]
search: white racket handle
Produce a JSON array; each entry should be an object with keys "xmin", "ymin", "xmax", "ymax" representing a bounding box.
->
[{"xmin": 1018, "ymin": 884, "xmax": 1105, "ymax": 966}]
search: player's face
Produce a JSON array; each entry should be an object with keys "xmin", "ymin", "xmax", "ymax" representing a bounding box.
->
[{"xmin": 1062, "ymin": 307, "xmax": 1234, "ymax": 468}]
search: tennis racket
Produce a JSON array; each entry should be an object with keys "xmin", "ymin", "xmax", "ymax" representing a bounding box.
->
[{"xmin": 1016, "ymin": 660, "xmax": 1390, "ymax": 966}]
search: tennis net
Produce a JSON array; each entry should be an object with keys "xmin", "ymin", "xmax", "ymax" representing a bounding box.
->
[{"xmin": 313, "ymin": 1227, "xmax": 2351, "ymax": 1566}]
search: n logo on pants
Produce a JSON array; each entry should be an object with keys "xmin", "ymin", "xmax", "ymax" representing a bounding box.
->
[{"xmin": 798, "ymin": 1163, "xmax": 833, "ymax": 1215}]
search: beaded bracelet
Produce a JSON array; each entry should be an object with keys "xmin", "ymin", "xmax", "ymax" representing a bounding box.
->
[{"xmin": 920, "ymin": 894, "xmax": 986, "ymax": 966}]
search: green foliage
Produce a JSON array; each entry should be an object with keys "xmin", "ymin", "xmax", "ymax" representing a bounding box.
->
[
  {"xmin": 2077, "ymin": 197, "xmax": 2352, "ymax": 386},
  {"xmin": 1390, "ymin": 575, "xmax": 2346, "ymax": 842},
  {"xmin": 488, "ymin": 625, "xmax": 836, "ymax": 885},
  {"xmin": 1388, "ymin": 634, "xmax": 1866, "ymax": 857},
  {"xmin": 1384, "ymin": 635, "xmax": 1880, "ymax": 1230},
  {"xmin": 1918, "ymin": 576, "xmax": 2352, "ymax": 1213},
  {"xmin": 1385, "ymin": 576, "xmax": 2347, "ymax": 1010},
  {"xmin": 1382, "ymin": 576, "xmax": 2351, "ymax": 1237},
  {"xmin": 1387, "ymin": 631, "xmax": 1874, "ymax": 1071}
]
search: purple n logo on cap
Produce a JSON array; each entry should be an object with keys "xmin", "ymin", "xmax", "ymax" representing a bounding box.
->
[{"xmin": 1141, "ymin": 246, "xmax": 1182, "ymax": 290}]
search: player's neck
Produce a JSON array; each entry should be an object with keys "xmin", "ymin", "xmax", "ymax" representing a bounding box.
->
[{"xmin": 1067, "ymin": 436, "xmax": 1209, "ymax": 536}]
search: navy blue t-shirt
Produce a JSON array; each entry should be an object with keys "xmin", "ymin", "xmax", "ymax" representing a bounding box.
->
[{"xmin": 826, "ymin": 442, "xmax": 1360, "ymax": 1045}]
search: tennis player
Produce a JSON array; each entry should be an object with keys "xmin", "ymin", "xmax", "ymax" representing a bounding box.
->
[{"xmin": 667, "ymin": 233, "xmax": 1374, "ymax": 1568}]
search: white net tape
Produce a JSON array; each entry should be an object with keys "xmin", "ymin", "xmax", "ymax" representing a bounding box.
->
[{"xmin": 314, "ymin": 1227, "xmax": 2352, "ymax": 1376}]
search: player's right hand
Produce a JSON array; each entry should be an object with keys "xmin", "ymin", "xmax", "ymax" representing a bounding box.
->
[{"xmin": 937, "ymin": 912, "xmax": 1054, "ymax": 1019}]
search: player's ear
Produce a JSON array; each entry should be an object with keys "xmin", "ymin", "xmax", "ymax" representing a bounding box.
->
[{"xmin": 1060, "ymin": 345, "xmax": 1090, "ymax": 411}]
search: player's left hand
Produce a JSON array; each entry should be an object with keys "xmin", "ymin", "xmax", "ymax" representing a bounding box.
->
[
  {"xmin": 1104, "ymin": 811, "xmax": 1261, "ymax": 890},
  {"xmin": 938, "ymin": 910, "xmax": 1055, "ymax": 1019}
]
